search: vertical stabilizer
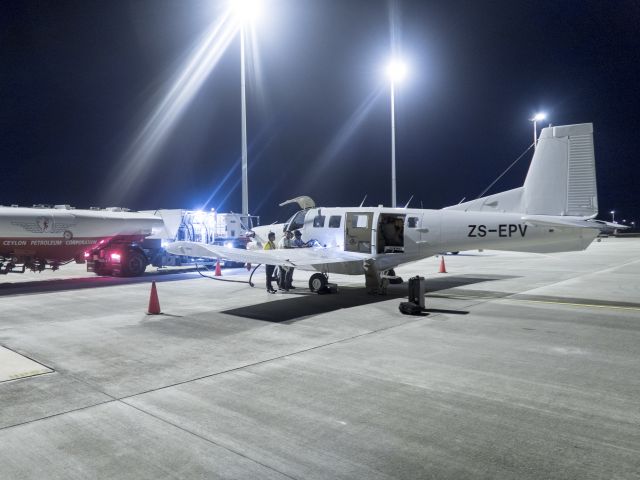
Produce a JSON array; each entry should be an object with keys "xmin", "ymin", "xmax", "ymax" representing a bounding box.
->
[
  {"xmin": 523, "ymin": 123, "xmax": 597, "ymax": 216},
  {"xmin": 444, "ymin": 122, "xmax": 598, "ymax": 216}
]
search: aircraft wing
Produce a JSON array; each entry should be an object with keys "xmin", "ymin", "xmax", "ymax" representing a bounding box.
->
[{"xmin": 165, "ymin": 241, "xmax": 371, "ymax": 267}]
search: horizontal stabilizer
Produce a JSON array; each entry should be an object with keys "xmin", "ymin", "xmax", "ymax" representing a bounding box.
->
[{"xmin": 521, "ymin": 216, "xmax": 607, "ymax": 229}]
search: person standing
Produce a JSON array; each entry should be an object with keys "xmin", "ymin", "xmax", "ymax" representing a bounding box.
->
[
  {"xmin": 264, "ymin": 232, "xmax": 277, "ymax": 293},
  {"xmin": 277, "ymin": 230, "xmax": 294, "ymax": 290}
]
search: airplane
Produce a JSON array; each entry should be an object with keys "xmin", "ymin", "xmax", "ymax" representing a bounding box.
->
[
  {"xmin": 0, "ymin": 205, "xmax": 162, "ymax": 275},
  {"xmin": 165, "ymin": 123, "xmax": 622, "ymax": 294}
]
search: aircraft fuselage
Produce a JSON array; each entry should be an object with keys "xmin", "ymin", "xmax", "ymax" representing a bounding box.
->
[{"xmin": 262, "ymin": 206, "xmax": 598, "ymax": 275}]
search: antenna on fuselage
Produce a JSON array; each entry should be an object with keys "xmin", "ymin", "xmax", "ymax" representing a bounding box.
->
[
  {"xmin": 359, "ymin": 195, "xmax": 367, "ymax": 207},
  {"xmin": 403, "ymin": 195, "xmax": 414, "ymax": 208},
  {"xmin": 458, "ymin": 197, "xmax": 466, "ymax": 204}
]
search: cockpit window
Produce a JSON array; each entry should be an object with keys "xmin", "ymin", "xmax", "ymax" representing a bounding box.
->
[
  {"xmin": 288, "ymin": 210, "xmax": 307, "ymax": 230},
  {"xmin": 313, "ymin": 215, "xmax": 326, "ymax": 228},
  {"xmin": 329, "ymin": 215, "xmax": 341, "ymax": 228},
  {"xmin": 407, "ymin": 217, "xmax": 419, "ymax": 228}
]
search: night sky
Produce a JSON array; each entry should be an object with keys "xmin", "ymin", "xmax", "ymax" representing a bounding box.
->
[{"xmin": 2, "ymin": 0, "xmax": 639, "ymax": 225}]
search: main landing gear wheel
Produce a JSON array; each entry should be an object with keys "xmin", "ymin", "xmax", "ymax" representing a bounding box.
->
[
  {"xmin": 309, "ymin": 273, "xmax": 328, "ymax": 292},
  {"xmin": 387, "ymin": 268, "xmax": 403, "ymax": 285}
]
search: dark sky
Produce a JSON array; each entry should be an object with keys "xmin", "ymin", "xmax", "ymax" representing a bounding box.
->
[{"xmin": 2, "ymin": 0, "xmax": 639, "ymax": 224}]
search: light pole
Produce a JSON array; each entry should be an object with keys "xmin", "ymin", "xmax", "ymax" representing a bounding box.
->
[
  {"xmin": 386, "ymin": 59, "xmax": 407, "ymax": 208},
  {"xmin": 610, "ymin": 210, "xmax": 615, "ymax": 223},
  {"xmin": 231, "ymin": 0, "xmax": 261, "ymax": 222},
  {"xmin": 240, "ymin": 25, "xmax": 247, "ymax": 219},
  {"xmin": 530, "ymin": 112, "xmax": 546, "ymax": 150}
]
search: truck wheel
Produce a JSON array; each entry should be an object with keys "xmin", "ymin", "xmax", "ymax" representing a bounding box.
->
[
  {"xmin": 309, "ymin": 273, "xmax": 327, "ymax": 292},
  {"xmin": 122, "ymin": 251, "xmax": 147, "ymax": 277}
]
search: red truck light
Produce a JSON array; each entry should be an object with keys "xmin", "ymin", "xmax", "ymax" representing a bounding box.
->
[
  {"xmin": 84, "ymin": 251, "xmax": 90, "ymax": 259},
  {"xmin": 110, "ymin": 252, "xmax": 122, "ymax": 262}
]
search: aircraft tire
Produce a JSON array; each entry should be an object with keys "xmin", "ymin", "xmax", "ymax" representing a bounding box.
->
[
  {"xmin": 122, "ymin": 251, "xmax": 147, "ymax": 277},
  {"xmin": 309, "ymin": 273, "xmax": 327, "ymax": 292}
]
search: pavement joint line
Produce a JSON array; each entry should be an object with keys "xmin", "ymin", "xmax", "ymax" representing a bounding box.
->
[
  {"xmin": 0, "ymin": 399, "xmax": 116, "ymax": 432},
  {"xmin": 428, "ymin": 255, "xmax": 640, "ymax": 312},
  {"xmin": 3, "ymin": 256, "xmax": 632, "ymax": 447},
  {"xmin": 0, "ymin": 289, "xmax": 492, "ymax": 433},
  {"xmin": 118, "ymin": 399, "xmax": 301, "ymax": 480},
  {"xmin": 0, "ymin": 306, "xmax": 460, "ymax": 435},
  {"xmin": 118, "ymin": 314, "xmax": 438, "ymax": 402},
  {"xmin": 0, "ymin": 342, "xmax": 55, "ymax": 372},
  {"xmin": 294, "ymin": 358, "xmax": 640, "ymax": 435},
  {"xmin": 1, "ymin": 307, "xmax": 458, "ymax": 478},
  {"xmin": 0, "ymin": 385, "xmax": 299, "ymax": 480}
]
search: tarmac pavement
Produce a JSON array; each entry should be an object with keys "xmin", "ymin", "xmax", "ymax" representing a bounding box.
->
[{"xmin": 0, "ymin": 238, "xmax": 638, "ymax": 479}]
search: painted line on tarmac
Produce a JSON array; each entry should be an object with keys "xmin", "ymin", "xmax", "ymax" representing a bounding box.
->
[
  {"xmin": 500, "ymin": 298, "xmax": 640, "ymax": 312},
  {"xmin": 428, "ymin": 293, "xmax": 640, "ymax": 312}
]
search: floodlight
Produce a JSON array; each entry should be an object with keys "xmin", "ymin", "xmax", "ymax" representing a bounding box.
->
[
  {"xmin": 532, "ymin": 112, "xmax": 546, "ymax": 122},
  {"xmin": 386, "ymin": 60, "xmax": 408, "ymax": 83},
  {"xmin": 231, "ymin": 0, "xmax": 262, "ymax": 24}
]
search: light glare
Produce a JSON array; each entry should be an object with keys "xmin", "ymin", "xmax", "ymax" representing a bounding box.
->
[
  {"xmin": 533, "ymin": 112, "xmax": 547, "ymax": 121},
  {"xmin": 231, "ymin": 0, "xmax": 262, "ymax": 24},
  {"xmin": 386, "ymin": 60, "xmax": 408, "ymax": 83}
]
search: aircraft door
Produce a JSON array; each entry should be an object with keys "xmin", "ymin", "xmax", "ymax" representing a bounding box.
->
[
  {"xmin": 345, "ymin": 212, "xmax": 374, "ymax": 253},
  {"xmin": 405, "ymin": 213, "xmax": 425, "ymax": 254}
]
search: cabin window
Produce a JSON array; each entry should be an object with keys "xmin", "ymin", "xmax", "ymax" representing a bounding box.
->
[
  {"xmin": 329, "ymin": 215, "xmax": 341, "ymax": 228},
  {"xmin": 313, "ymin": 215, "xmax": 326, "ymax": 228},
  {"xmin": 351, "ymin": 214, "xmax": 369, "ymax": 228},
  {"xmin": 407, "ymin": 217, "xmax": 419, "ymax": 228}
]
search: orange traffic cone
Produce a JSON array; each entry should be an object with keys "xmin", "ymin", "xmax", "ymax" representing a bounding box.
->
[
  {"xmin": 215, "ymin": 259, "xmax": 222, "ymax": 276},
  {"xmin": 147, "ymin": 281, "xmax": 162, "ymax": 315},
  {"xmin": 438, "ymin": 256, "xmax": 447, "ymax": 274}
]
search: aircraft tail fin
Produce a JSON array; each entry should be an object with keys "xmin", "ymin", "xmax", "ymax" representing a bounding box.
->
[{"xmin": 445, "ymin": 123, "xmax": 598, "ymax": 217}]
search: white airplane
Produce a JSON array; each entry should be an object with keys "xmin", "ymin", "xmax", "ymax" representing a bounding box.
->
[{"xmin": 166, "ymin": 123, "xmax": 618, "ymax": 293}]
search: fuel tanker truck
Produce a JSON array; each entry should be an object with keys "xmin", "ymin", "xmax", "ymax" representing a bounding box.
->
[
  {"xmin": 85, "ymin": 209, "xmax": 258, "ymax": 276},
  {"xmin": 0, "ymin": 204, "xmax": 162, "ymax": 275},
  {"xmin": 0, "ymin": 204, "xmax": 258, "ymax": 277}
]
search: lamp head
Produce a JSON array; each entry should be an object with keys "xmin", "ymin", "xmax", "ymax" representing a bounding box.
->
[
  {"xmin": 532, "ymin": 112, "xmax": 547, "ymax": 122},
  {"xmin": 230, "ymin": 0, "xmax": 262, "ymax": 25},
  {"xmin": 386, "ymin": 59, "xmax": 408, "ymax": 83}
]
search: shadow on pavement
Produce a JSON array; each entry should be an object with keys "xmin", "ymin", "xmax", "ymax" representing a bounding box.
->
[
  {"xmin": 223, "ymin": 274, "xmax": 513, "ymax": 322},
  {"xmin": 0, "ymin": 270, "xmax": 204, "ymax": 297}
]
